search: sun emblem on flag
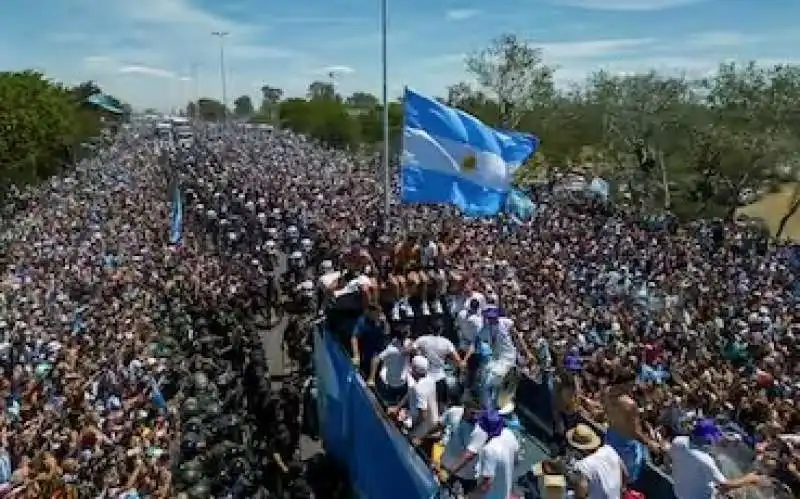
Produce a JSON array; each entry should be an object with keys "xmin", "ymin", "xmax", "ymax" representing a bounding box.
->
[{"xmin": 461, "ymin": 153, "xmax": 477, "ymax": 172}]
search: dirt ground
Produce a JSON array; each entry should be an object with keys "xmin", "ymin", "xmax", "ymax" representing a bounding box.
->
[{"xmin": 737, "ymin": 184, "xmax": 800, "ymax": 242}]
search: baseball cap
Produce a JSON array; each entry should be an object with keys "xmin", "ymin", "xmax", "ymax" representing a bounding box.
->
[
  {"xmin": 483, "ymin": 307, "xmax": 501, "ymax": 320},
  {"xmin": 478, "ymin": 409, "xmax": 504, "ymax": 438},
  {"xmin": 691, "ymin": 418, "xmax": 723, "ymax": 445}
]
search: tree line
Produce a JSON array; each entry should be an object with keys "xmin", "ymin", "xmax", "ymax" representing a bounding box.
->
[
  {"xmin": 0, "ymin": 71, "xmax": 129, "ymax": 194},
  {"xmin": 197, "ymin": 33, "xmax": 800, "ymax": 234}
]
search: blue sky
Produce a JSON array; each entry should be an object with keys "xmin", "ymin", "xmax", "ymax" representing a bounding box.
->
[{"xmin": 1, "ymin": 0, "xmax": 798, "ymax": 111}]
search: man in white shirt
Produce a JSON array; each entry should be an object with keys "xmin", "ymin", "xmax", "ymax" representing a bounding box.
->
[
  {"xmin": 477, "ymin": 307, "xmax": 517, "ymax": 409},
  {"xmin": 474, "ymin": 410, "xmax": 520, "ymax": 499},
  {"xmin": 367, "ymin": 327, "xmax": 412, "ymax": 405},
  {"xmin": 668, "ymin": 419, "xmax": 767, "ymax": 499},
  {"xmin": 388, "ymin": 356, "xmax": 440, "ymax": 455},
  {"xmin": 572, "ymin": 444, "xmax": 625, "ymax": 499},
  {"xmin": 457, "ymin": 299, "xmax": 484, "ymax": 389},
  {"xmin": 413, "ymin": 332, "xmax": 463, "ymax": 410},
  {"xmin": 457, "ymin": 299, "xmax": 484, "ymax": 351},
  {"xmin": 435, "ymin": 393, "xmax": 488, "ymax": 495}
]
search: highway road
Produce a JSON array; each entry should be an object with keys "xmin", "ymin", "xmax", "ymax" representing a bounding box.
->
[{"xmin": 260, "ymin": 250, "xmax": 321, "ymax": 460}]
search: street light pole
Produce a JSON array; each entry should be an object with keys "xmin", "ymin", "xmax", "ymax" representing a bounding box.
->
[
  {"xmin": 381, "ymin": 0, "xmax": 390, "ymax": 234},
  {"xmin": 211, "ymin": 31, "xmax": 229, "ymax": 120}
]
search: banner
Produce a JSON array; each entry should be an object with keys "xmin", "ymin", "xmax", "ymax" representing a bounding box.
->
[
  {"xmin": 169, "ymin": 183, "xmax": 183, "ymax": 245},
  {"xmin": 313, "ymin": 328, "xmax": 438, "ymax": 499}
]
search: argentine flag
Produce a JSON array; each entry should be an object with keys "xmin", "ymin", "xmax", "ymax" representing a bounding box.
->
[{"xmin": 400, "ymin": 88, "xmax": 539, "ymax": 216}]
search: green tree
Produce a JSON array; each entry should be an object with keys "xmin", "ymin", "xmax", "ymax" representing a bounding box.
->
[
  {"xmin": 70, "ymin": 80, "xmax": 102, "ymax": 101},
  {"xmin": 307, "ymin": 81, "xmax": 336, "ymax": 101},
  {"xmin": 677, "ymin": 62, "xmax": 800, "ymax": 220},
  {"xmin": 279, "ymin": 97, "xmax": 360, "ymax": 148},
  {"xmin": 346, "ymin": 91, "xmax": 379, "ymax": 109},
  {"xmin": 260, "ymin": 85, "xmax": 283, "ymax": 108},
  {"xmin": 0, "ymin": 71, "xmax": 92, "ymax": 189},
  {"xmin": 258, "ymin": 85, "xmax": 283, "ymax": 122},
  {"xmin": 465, "ymin": 33, "xmax": 556, "ymax": 128},
  {"xmin": 194, "ymin": 98, "xmax": 227, "ymax": 121},
  {"xmin": 233, "ymin": 95, "xmax": 254, "ymax": 117}
]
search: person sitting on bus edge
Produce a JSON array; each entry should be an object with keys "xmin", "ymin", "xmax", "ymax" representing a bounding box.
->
[
  {"xmin": 340, "ymin": 237, "xmax": 377, "ymax": 307},
  {"xmin": 387, "ymin": 234, "xmax": 418, "ymax": 320},
  {"xmin": 350, "ymin": 304, "xmax": 389, "ymax": 377},
  {"xmin": 419, "ymin": 231, "xmax": 446, "ymax": 316},
  {"xmin": 390, "ymin": 232, "xmax": 444, "ymax": 319}
]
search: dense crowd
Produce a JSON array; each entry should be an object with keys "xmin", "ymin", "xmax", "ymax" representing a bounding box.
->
[{"xmin": 1, "ymin": 122, "xmax": 799, "ymax": 499}]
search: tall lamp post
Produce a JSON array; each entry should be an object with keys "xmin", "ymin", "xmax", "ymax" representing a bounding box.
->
[
  {"xmin": 381, "ymin": 0, "xmax": 390, "ymax": 234},
  {"xmin": 211, "ymin": 31, "xmax": 229, "ymax": 121}
]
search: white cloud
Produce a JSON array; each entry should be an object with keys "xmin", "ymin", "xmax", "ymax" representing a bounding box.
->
[
  {"xmin": 539, "ymin": 38, "xmax": 655, "ymax": 59},
  {"xmin": 445, "ymin": 9, "xmax": 481, "ymax": 21},
  {"xmin": 324, "ymin": 65, "xmax": 356, "ymax": 74},
  {"xmin": 548, "ymin": 0, "xmax": 707, "ymax": 11},
  {"xmin": 118, "ymin": 65, "xmax": 175, "ymax": 78},
  {"xmin": 683, "ymin": 31, "xmax": 769, "ymax": 49},
  {"xmin": 119, "ymin": 0, "xmax": 247, "ymax": 35}
]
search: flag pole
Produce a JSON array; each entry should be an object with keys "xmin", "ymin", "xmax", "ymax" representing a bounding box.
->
[{"xmin": 381, "ymin": 0, "xmax": 390, "ymax": 235}]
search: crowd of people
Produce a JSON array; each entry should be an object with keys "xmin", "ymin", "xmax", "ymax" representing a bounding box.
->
[
  {"xmin": 0, "ymin": 130, "xmax": 352, "ymax": 498},
  {"xmin": 1, "ymin": 120, "xmax": 798, "ymax": 498}
]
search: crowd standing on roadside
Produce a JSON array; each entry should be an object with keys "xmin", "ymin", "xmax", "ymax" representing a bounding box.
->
[{"xmin": 1, "ymin": 122, "xmax": 798, "ymax": 498}]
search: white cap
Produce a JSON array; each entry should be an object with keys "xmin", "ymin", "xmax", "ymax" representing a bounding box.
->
[{"xmin": 411, "ymin": 355, "xmax": 429, "ymax": 374}]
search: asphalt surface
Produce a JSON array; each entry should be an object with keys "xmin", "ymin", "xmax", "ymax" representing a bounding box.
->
[{"xmin": 261, "ymin": 251, "xmax": 322, "ymax": 460}]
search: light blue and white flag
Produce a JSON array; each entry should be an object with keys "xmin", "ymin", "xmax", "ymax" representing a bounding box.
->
[
  {"xmin": 505, "ymin": 188, "xmax": 536, "ymax": 221},
  {"xmin": 589, "ymin": 177, "xmax": 610, "ymax": 200},
  {"xmin": 169, "ymin": 183, "xmax": 183, "ymax": 245},
  {"xmin": 400, "ymin": 89, "xmax": 539, "ymax": 216}
]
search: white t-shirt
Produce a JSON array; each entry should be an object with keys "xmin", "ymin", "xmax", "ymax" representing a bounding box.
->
[
  {"xmin": 669, "ymin": 436, "xmax": 727, "ymax": 499},
  {"xmin": 494, "ymin": 317, "xmax": 517, "ymax": 363},
  {"xmin": 479, "ymin": 319, "xmax": 517, "ymax": 364},
  {"xmin": 456, "ymin": 310, "xmax": 483, "ymax": 350},
  {"xmin": 477, "ymin": 428, "xmax": 520, "ymax": 499},
  {"xmin": 413, "ymin": 335, "xmax": 457, "ymax": 382},
  {"xmin": 409, "ymin": 374, "xmax": 439, "ymax": 438},
  {"xmin": 574, "ymin": 445, "xmax": 625, "ymax": 499},
  {"xmin": 441, "ymin": 406, "xmax": 489, "ymax": 480},
  {"xmin": 376, "ymin": 340, "xmax": 410, "ymax": 388}
]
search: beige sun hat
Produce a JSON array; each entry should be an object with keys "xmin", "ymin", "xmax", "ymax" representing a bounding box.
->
[{"xmin": 566, "ymin": 423, "xmax": 602, "ymax": 451}]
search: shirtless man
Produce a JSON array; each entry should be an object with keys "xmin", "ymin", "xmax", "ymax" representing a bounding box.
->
[
  {"xmin": 340, "ymin": 239, "xmax": 377, "ymax": 307},
  {"xmin": 388, "ymin": 234, "xmax": 424, "ymax": 320},
  {"xmin": 602, "ymin": 383, "xmax": 661, "ymax": 485}
]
